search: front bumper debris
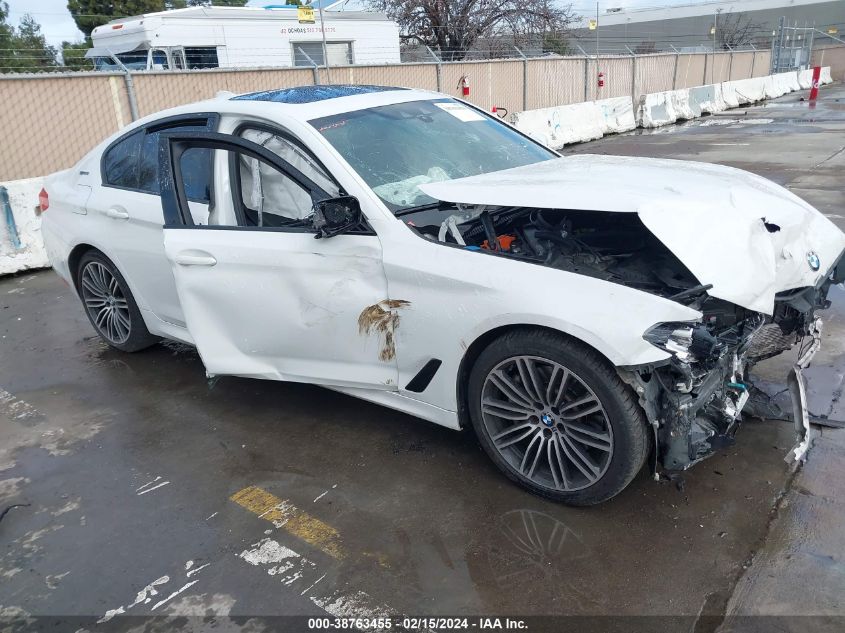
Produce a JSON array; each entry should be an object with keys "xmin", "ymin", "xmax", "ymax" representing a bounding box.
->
[{"xmin": 785, "ymin": 317, "xmax": 822, "ymax": 465}]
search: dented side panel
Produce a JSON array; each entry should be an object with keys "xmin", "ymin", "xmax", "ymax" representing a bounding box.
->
[{"xmin": 163, "ymin": 228, "xmax": 398, "ymax": 389}]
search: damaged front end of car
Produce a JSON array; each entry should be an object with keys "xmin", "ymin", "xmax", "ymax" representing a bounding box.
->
[
  {"xmin": 621, "ymin": 272, "xmax": 840, "ymax": 473},
  {"xmin": 416, "ymin": 155, "xmax": 845, "ymax": 474},
  {"xmin": 409, "ymin": 199, "xmax": 845, "ymax": 473}
]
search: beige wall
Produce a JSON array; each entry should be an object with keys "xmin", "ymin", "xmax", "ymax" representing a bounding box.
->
[
  {"xmin": 0, "ymin": 47, "xmax": 801, "ymax": 181},
  {"xmin": 814, "ymin": 45, "xmax": 845, "ymax": 83},
  {"xmin": 0, "ymin": 73, "xmax": 130, "ymax": 180}
]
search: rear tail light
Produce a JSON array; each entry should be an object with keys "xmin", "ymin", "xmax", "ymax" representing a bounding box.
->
[{"xmin": 38, "ymin": 187, "xmax": 49, "ymax": 212}]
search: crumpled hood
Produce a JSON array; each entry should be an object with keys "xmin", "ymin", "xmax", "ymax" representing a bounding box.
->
[{"xmin": 419, "ymin": 155, "xmax": 845, "ymax": 315}]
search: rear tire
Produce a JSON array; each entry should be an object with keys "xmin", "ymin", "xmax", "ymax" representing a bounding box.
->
[
  {"xmin": 467, "ymin": 329, "xmax": 649, "ymax": 506},
  {"xmin": 76, "ymin": 251, "xmax": 159, "ymax": 353}
]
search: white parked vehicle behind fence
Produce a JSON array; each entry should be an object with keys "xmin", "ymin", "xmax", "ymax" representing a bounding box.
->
[{"xmin": 86, "ymin": 4, "xmax": 402, "ymax": 72}]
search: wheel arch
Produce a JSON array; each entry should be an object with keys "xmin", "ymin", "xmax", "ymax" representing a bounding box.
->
[
  {"xmin": 68, "ymin": 243, "xmax": 98, "ymax": 293},
  {"xmin": 455, "ymin": 324, "xmax": 618, "ymax": 430},
  {"xmin": 67, "ymin": 243, "xmax": 151, "ymax": 315}
]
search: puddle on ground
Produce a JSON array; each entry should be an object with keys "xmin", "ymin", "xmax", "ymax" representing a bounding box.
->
[{"xmin": 699, "ymin": 118, "xmax": 775, "ymax": 126}]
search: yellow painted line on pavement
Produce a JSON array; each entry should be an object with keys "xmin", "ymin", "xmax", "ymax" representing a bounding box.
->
[{"xmin": 230, "ymin": 485, "xmax": 344, "ymax": 560}]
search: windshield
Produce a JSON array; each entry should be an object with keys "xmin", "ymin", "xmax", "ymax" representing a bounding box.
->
[{"xmin": 310, "ymin": 99, "xmax": 555, "ymax": 213}]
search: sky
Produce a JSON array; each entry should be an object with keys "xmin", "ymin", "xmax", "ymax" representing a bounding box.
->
[{"xmin": 4, "ymin": 0, "xmax": 717, "ymax": 50}]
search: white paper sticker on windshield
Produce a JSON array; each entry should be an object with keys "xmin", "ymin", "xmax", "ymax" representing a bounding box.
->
[{"xmin": 435, "ymin": 102, "xmax": 486, "ymax": 122}]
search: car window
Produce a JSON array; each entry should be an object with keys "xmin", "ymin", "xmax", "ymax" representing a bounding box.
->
[
  {"xmin": 103, "ymin": 131, "xmax": 143, "ymax": 189},
  {"xmin": 103, "ymin": 117, "xmax": 214, "ymax": 198},
  {"xmin": 238, "ymin": 126, "xmax": 340, "ymax": 199},
  {"xmin": 139, "ymin": 126, "xmax": 211, "ymax": 202},
  {"xmin": 222, "ymin": 150, "xmax": 315, "ymax": 229},
  {"xmin": 311, "ymin": 99, "xmax": 554, "ymax": 213}
]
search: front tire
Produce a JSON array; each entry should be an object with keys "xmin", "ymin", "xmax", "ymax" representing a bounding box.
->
[
  {"xmin": 468, "ymin": 329, "xmax": 649, "ymax": 505},
  {"xmin": 77, "ymin": 251, "xmax": 159, "ymax": 353}
]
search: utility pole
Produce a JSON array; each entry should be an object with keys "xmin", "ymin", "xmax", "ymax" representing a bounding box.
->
[
  {"xmin": 713, "ymin": 8, "xmax": 717, "ymax": 54},
  {"xmin": 711, "ymin": 8, "xmax": 722, "ymax": 84},
  {"xmin": 595, "ymin": 2, "xmax": 600, "ymax": 59},
  {"xmin": 318, "ymin": 0, "xmax": 331, "ymax": 82}
]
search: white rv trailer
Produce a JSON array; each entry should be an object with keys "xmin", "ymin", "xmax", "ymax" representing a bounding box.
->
[{"xmin": 86, "ymin": 3, "xmax": 401, "ymax": 71}]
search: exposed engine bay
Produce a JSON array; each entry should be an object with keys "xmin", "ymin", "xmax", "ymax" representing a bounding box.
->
[
  {"xmin": 409, "ymin": 205, "xmax": 845, "ymax": 472},
  {"xmin": 414, "ymin": 206, "xmax": 704, "ymax": 301}
]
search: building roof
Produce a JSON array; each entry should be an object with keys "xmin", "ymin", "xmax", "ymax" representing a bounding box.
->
[{"xmin": 576, "ymin": 0, "xmax": 839, "ymax": 28}]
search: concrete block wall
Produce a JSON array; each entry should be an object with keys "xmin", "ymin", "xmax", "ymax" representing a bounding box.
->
[
  {"xmin": 0, "ymin": 178, "xmax": 49, "ymax": 276},
  {"xmin": 512, "ymin": 68, "xmax": 833, "ymax": 142}
]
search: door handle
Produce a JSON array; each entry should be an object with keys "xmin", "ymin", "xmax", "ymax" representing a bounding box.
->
[
  {"xmin": 105, "ymin": 206, "xmax": 130, "ymax": 220},
  {"xmin": 174, "ymin": 252, "xmax": 217, "ymax": 267}
]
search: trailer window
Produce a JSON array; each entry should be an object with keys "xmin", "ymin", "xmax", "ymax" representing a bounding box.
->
[
  {"xmin": 115, "ymin": 51, "xmax": 147, "ymax": 70},
  {"xmin": 293, "ymin": 42, "xmax": 352, "ymax": 67},
  {"xmin": 185, "ymin": 47, "xmax": 219, "ymax": 69},
  {"xmin": 151, "ymin": 49, "xmax": 169, "ymax": 70}
]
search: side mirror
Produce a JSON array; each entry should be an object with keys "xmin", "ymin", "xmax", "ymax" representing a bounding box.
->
[{"xmin": 312, "ymin": 196, "xmax": 363, "ymax": 239}]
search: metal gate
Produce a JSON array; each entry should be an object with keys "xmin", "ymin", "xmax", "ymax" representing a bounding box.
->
[{"xmin": 771, "ymin": 17, "xmax": 815, "ymax": 73}]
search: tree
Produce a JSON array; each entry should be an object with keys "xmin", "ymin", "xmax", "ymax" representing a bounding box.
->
[
  {"xmin": 542, "ymin": 32, "xmax": 570, "ymax": 56},
  {"xmin": 61, "ymin": 39, "xmax": 94, "ymax": 71},
  {"xmin": 15, "ymin": 14, "xmax": 58, "ymax": 70},
  {"xmin": 717, "ymin": 13, "xmax": 762, "ymax": 50},
  {"xmin": 0, "ymin": 2, "xmax": 14, "ymax": 52},
  {"xmin": 369, "ymin": 0, "xmax": 575, "ymax": 61},
  {"xmin": 0, "ymin": 4, "xmax": 58, "ymax": 72}
]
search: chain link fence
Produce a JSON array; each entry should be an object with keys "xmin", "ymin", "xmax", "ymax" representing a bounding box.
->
[{"xmin": 0, "ymin": 45, "xmax": 802, "ymax": 182}]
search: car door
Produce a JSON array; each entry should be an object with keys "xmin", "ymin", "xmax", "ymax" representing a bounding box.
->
[
  {"xmin": 85, "ymin": 115, "xmax": 218, "ymax": 328},
  {"xmin": 158, "ymin": 131, "xmax": 397, "ymax": 389}
]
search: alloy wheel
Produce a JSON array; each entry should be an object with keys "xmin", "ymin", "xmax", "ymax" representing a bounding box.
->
[
  {"xmin": 80, "ymin": 261, "xmax": 131, "ymax": 345},
  {"xmin": 480, "ymin": 355, "xmax": 614, "ymax": 491}
]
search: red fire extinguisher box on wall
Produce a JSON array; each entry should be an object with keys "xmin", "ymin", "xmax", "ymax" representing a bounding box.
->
[
  {"xmin": 458, "ymin": 75, "xmax": 470, "ymax": 97},
  {"xmin": 598, "ymin": 72, "xmax": 605, "ymax": 88}
]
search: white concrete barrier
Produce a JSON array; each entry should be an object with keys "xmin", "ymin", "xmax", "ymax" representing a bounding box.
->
[
  {"xmin": 783, "ymin": 71, "xmax": 801, "ymax": 92},
  {"xmin": 730, "ymin": 77, "xmax": 766, "ymax": 104},
  {"xmin": 796, "ymin": 67, "xmax": 833, "ymax": 89},
  {"xmin": 518, "ymin": 66, "xmax": 835, "ymax": 146},
  {"xmin": 637, "ymin": 91, "xmax": 677, "ymax": 128},
  {"xmin": 0, "ymin": 177, "xmax": 49, "ymax": 276},
  {"xmin": 689, "ymin": 83, "xmax": 726, "ymax": 115},
  {"xmin": 596, "ymin": 96, "xmax": 636, "ymax": 134},
  {"xmin": 798, "ymin": 69, "xmax": 813, "ymax": 89},
  {"xmin": 721, "ymin": 82, "xmax": 740, "ymax": 109},
  {"xmin": 670, "ymin": 89, "xmax": 696, "ymax": 121},
  {"xmin": 821, "ymin": 67, "xmax": 833, "ymax": 85},
  {"xmin": 511, "ymin": 98, "xmax": 630, "ymax": 149},
  {"xmin": 632, "ymin": 68, "xmax": 833, "ymax": 133},
  {"xmin": 763, "ymin": 75, "xmax": 782, "ymax": 99}
]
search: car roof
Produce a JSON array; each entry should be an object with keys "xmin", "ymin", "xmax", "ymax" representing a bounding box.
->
[
  {"xmin": 86, "ymin": 85, "xmax": 447, "ymax": 160},
  {"xmin": 230, "ymin": 84, "xmax": 409, "ymax": 104},
  {"xmin": 130, "ymin": 85, "xmax": 444, "ymax": 129}
]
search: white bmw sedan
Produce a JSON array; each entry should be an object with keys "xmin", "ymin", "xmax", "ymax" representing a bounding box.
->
[{"xmin": 42, "ymin": 85, "xmax": 845, "ymax": 505}]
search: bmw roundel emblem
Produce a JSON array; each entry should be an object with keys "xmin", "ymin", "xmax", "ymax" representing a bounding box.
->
[{"xmin": 807, "ymin": 251, "xmax": 821, "ymax": 271}]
